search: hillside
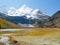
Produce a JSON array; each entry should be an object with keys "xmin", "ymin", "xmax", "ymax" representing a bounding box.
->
[
  {"xmin": 44, "ymin": 10, "xmax": 60, "ymax": 28},
  {"xmin": 0, "ymin": 18, "xmax": 19, "ymax": 29}
]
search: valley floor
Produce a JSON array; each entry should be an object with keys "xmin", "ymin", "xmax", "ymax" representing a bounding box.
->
[{"xmin": 0, "ymin": 28, "xmax": 60, "ymax": 45}]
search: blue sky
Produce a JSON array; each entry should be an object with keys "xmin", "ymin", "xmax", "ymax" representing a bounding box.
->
[{"xmin": 0, "ymin": 0, "xmax": 60, "ymax": 16}]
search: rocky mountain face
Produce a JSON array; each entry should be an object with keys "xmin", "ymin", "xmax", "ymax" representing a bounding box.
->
[
  {"xmin": 0, "ymin": 12, "xmax": 48, "ymax": 27},
  {"xmin": 44, "ymin": 10, "xmax": 60, "ymax": 28}
]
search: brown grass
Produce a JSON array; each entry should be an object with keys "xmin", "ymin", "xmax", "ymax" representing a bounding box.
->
[{"xmin": 0, "ymin": 28, "xmax": 60, "ymax": 36}]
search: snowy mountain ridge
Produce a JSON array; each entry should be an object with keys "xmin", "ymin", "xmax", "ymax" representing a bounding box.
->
[{"xmin": 7, "ymin": 4, "xmax": 49, "ymax": 19}]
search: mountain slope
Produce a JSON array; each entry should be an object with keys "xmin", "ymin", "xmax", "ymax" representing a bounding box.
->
[
  {"xmin": 0, "ymin": 11, "xmax": 49, "ymax": 28},
  {"xmin": 0, "ymin": 18, "xmax": 18, "ymax": 29},
  {"xmin": 44, "ymin": 10, "xmax": 60, "ymax": 28},
  {"xmin": 0, "ymin": 10, "xmax": 60, "ymax": 28}
]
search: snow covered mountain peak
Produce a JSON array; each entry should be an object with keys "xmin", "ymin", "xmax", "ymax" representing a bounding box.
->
[
  {"xmin": 7, "ymin": 4, "xmax": 49, "ymax": 19},
  {"xmin": 7, "ymin": 4, "xmax": 33, "ymax": 16},
  {"xmin": 15, "ymin": 4, "xmax": 33, "ymax": 16}
]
